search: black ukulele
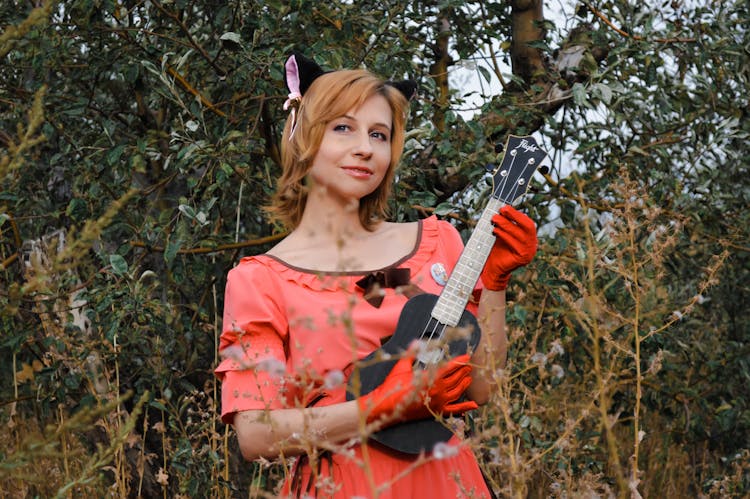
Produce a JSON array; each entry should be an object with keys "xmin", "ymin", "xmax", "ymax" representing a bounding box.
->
[{"xmin": 346, "ymin": 135, "xmax": 547, "ymax": 454}]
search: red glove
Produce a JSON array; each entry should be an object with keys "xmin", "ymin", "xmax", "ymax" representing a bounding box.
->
[
  {"xmin": 480, "ymin": 205, "xmax": 538, "ymax": 291},
  {"xmin": 358, "ymin": 354, "xmax": 478, "ymax": 425}
]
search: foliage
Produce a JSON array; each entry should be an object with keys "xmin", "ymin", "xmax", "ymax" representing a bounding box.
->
[{"xmin": 1, "ymin": 0, "xmax": 748, "ymax": 497}]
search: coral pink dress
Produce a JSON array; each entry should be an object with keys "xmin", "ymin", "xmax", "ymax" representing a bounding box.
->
[{"xmin": 216, "ymin": 216, "xmax": 491, "ymax": 498}]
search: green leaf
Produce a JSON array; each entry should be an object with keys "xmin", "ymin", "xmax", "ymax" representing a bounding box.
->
[
  {"xmin": 434, "ymin": 202, "xmax": 455, "ymax": 216},
  {"xmin": 164, "ymin": 238, "xmax": 182, "ymax": 266},
  {"xmin": 593, "ymin": 83, "xmax": 613, "ymax": 105},
  {"xmin": 572, "ymin": 83, "xmax": 588, "ymax": 107},
  {"xmin": 106, "ymin": 145, "xmax": 125, "ymax": 166},
  {"xmin": 219, "ymin": 32, "xmax": 242, "ymax": 44},
  {"xmin": 109, "ymin": 254, "xmax": 128, "ymax": 276},
  {"xmin": 477, "ymin": 65, "xmax": 493, "ymax": 84},
  {"xmin": 519, "ymin": 414, "xmax": 531, "ymax": 428},
  {"xmin": 178, "ymin": 204, "xmax": 195, "ymax": 219},
  {"xmin": 525, "ymin": 40, "xmax": 551, "ymax": 52},
  {"xmin": 149, "ymin": 399, "xmax": 168, "ymax": 412},
  {"xmin": 410, "ymin": 191, "xmax": 438, "ymax": 207},
  {"xmin": 66, "ymin": 198, "xmax": 88, "ymax": 222}
]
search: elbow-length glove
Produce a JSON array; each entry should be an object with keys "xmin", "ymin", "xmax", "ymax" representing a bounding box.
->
[
  {"xmin": 480, "ymin": 205, "xmax": 538, "ymax": 291},
  {"xmin": 358, "ymin": 354, "xmax": 478, "ymax": 425}
]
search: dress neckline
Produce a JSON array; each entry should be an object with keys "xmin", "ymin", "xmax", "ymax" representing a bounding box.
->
[{"xmin": 260, "ymin": 218, "xmax": 425, "ymax": 276}]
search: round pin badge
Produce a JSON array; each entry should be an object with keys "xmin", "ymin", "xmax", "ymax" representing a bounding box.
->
[{"xmin": 430, "ymin": 263, "xmax": 448, "ymax": 286}]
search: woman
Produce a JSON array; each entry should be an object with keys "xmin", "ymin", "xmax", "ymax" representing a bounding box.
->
[{"xmin": 216, "ymin": 52, "xmax": 538, "ymax": 498}]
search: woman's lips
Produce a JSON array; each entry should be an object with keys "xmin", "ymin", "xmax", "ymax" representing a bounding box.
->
[{"xmin": 341, "ymin": 166, "xmax": 373, "ymax": 178}]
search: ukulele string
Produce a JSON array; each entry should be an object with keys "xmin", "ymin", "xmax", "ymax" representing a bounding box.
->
[
  {"xmin": 418, "ymin": 317, "xmax": 446, "ymax": 343},
  {"xmin": 495, "ymin": 146, "xmax": 517, "ymax": 205},
  {"xmin": 499, "ymin": 150, "xmax": 535, "ymax": 206}
]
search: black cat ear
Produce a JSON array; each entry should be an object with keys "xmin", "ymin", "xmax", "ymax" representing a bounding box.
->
[
  {"xmin": 284, "ymin": 51, "xmax": 327, "ymax": 97},
  {"xmin": 387, "ymin": 79, "xmax": 418, "ymax": 101},
  {"xmin": 284, "ymin": 52, "xmax": 416, "ymax": 102}
]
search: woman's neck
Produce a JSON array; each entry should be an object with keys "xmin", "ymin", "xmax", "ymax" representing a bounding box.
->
[{"xmin": 296, "ymin": 188, "xmax": 372, "ymax": 243}]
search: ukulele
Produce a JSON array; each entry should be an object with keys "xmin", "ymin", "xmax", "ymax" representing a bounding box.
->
[{"xmin": 346, "ymin": 135, "xmax": 547, "ymax": 454}]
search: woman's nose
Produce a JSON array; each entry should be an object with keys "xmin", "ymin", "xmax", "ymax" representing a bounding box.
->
[{"xmin": 352, "ymin": 132, "xmax": 373, "ymax": 158}]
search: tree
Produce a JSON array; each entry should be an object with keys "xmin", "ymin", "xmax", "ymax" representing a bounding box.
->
[{"xmin": 1, "ymin": 1, "xmax": 748, "ymax": 497}]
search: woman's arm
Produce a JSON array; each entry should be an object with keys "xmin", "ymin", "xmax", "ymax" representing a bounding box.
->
[
  {"xmin": 234, "ymin": 401, "xmax": 362, "ymax": 461},
  {"xmin": 234, "ymin": 352, "xmax": 477, "ymax": 460},
  {"xmin": 467, "ymin": 288, "xmax": 507, "ymax": 405},
  {"xmin": 468, "ymin": 205, "xmax": 537, "ymax": 404}
]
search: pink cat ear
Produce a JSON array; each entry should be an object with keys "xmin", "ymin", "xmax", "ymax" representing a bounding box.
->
[
  {"xmin": 283, "ymin": 55, "xmax": 302, "ymax": 110},
  {"xmin": 283, "ymin": 55, "xmax": 303, "ymax": 139},
  {"xmin": 284, "ymin": 51, "xmax": 327, "ymax": 95},
  {"xmin": 281, "ymin": 52, "xmax": 327, "ymax": 139}
]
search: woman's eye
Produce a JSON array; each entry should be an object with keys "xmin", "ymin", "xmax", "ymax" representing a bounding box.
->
[
  {"xmin": 333, "ymin": 123, "xmax": 351, "ymax": 132},
  {"xmin": 371, "ymin": 131, "xmax": 388, "ymax": 141}
]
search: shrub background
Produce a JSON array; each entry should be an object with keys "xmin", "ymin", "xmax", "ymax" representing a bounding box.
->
[{"xmin": 1, "ymin": 1, "xmax": 748, "ymax": 497}]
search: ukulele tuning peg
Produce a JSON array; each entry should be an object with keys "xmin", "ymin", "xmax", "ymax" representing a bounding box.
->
[
  {"xmin": 494, "ymin": 142, "xmax": 504, "ymax": 154},
  {"xmin": 484, "ymin": 163, "xmax": 495, "ymax": 172},
  {"xmin": 539, "ymin": 165, "xmax": 549, "ymax": 175}
]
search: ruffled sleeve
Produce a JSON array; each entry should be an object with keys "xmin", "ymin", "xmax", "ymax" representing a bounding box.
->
[{"xmin": 215, "ymin": 257, "xmax": 291, "ymax": 423}]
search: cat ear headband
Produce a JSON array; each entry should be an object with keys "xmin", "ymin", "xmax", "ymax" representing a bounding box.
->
[{"xmin": 283, "ymin": 51, "xmax": 417, "ymax": 138}]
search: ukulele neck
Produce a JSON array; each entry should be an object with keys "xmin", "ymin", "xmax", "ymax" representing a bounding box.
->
[{"xmin": 431, "ymin": 197, "xmax": 505, "ymax": 326}]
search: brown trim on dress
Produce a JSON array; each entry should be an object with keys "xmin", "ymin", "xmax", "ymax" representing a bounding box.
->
[{"xmin": 261, "ymin": 219, "xmax": 425, "ymax": 276}]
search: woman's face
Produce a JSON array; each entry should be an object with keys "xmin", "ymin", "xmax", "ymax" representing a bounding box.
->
[{"xmin": 307, "ymin": 94, "xmax": 393, "ymax": 207}]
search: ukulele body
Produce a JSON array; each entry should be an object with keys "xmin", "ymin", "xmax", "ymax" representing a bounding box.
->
[{"xmin": 346, "ymin": 293, "xmax": 481, "ymax": 454}]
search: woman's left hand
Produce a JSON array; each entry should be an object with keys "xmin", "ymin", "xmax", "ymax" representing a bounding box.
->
[{"xmin": 480, "ymin": 205, "xmax": 538, "ymax": 291}]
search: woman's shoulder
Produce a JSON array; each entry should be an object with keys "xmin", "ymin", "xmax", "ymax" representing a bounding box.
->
[
  {"xmin": 413, "ymin": 214, "xmax": 463, "ymax": 247},
  {"xmin": 227, "ymin": 254, "xmax": 281, "ymax": 284},
  {"xmin": 228, "ymin": 253, "xmax": 329, "ymax": 294},
  {"xmin": 407, "ymin": 215, "xmax": 466, "ymax": 268},
  {"xmin": 432, "ymin": 215, "xmax": 463, "ymax": 243}
]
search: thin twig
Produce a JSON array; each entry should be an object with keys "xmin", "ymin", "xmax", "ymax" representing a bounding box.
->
[{"xmin": 584, "ymin": 2, "xmax": 696, "ymax": 44}]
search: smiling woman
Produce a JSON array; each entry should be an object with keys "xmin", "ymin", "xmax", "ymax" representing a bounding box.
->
[
  {"xmin": 267, "ymin": 61, "xmax": 411, "ymax": 233},
  {"xmin": 214, "ymin": 52, "xmax": 539, "ymax": 498},
  {"xmin": 306, "ymin": 93, "xmax": 393, "ymax": 210}
]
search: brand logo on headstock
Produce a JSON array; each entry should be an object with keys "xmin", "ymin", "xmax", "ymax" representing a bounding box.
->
[{"xmin": 519, "ymin": 139, "xmax": 539, "ymax": 153}]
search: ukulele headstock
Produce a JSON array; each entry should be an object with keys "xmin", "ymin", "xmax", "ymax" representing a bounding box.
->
[{"xmin": 491, "ymin": 135, "xmax": 547, "ymax": 205}]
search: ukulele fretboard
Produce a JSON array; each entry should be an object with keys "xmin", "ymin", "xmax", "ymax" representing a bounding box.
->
[{"xmin": 432, "ymin": 197, "xmax": 504, "ymax": 326}]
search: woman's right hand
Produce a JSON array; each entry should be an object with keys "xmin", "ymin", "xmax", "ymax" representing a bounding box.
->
[{"xmin": 357, "ymin": 354, "xmax": 478, "ymax": 426}]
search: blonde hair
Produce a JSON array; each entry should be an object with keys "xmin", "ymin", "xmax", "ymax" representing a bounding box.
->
[{"xmin": 266, "ymin": 69, "xmax": 409, "ymax": 231}]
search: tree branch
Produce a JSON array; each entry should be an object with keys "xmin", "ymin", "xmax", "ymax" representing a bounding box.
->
[
  {"xmin": 429, "ymin": 12, "xmax": 453, "ymax": 132},
  {"xmin": 129, "ymin": 233, "xmax": 286, "ymax": 254},
  {"xmin": 584, "ymin": 2, "xmax": 696, "ymax": 44},
  {"xmin": 151, "ymin": 0, "xmax": 228, "ymax": 77},
  {"xmin": 161, "ymin": 58, "xmax": 228, "ymax": 119},
  {"xmin": 510, "ymin": 0, "xmax": 546, "ymax": 85}
]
